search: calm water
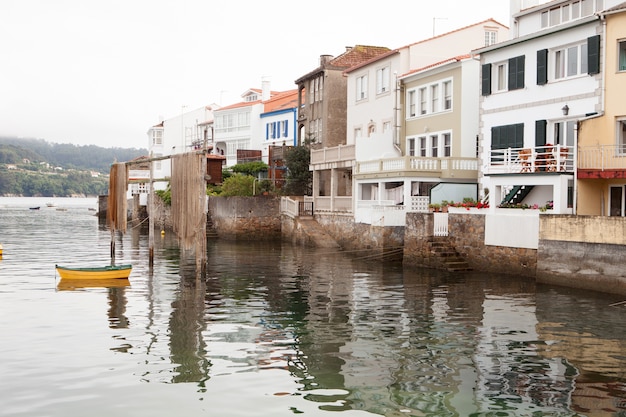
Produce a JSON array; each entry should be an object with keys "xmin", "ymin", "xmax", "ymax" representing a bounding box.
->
[{"xmin": 0, "ymin": 197, "xmax": 625, "ymax": 417}]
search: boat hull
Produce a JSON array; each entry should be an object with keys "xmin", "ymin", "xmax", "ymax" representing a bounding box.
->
[{"xmin": 55, "ymin": 264, "xmax": 132, "ymax": 280}]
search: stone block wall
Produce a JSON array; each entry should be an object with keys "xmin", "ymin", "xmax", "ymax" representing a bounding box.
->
[{"xmin": 208, "ymin": 196, "xmax": 281, "ymax": 240}]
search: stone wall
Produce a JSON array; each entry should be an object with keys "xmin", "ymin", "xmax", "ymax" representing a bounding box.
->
[
  {"xmin": 404, "ymin": 213, "xmax": 537, "ymax": 276},
  {"xmin": 208, "ymin": 196, "xmax": 281, "ymax": 240},
  {"xmin": 537, "ymin": 215, "xmax": 626, "ymax": 295}
]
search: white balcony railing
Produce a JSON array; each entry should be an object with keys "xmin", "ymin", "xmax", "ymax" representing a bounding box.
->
[
  {"xmin": 485, "ymin": 145, "xmax": 573, "ymax": 174},
  {"xmin": 310, "ymin": 144, "xmax": 355, "ymax": 165},
  {"xmin": 356, "ymin": 156, "xmax": 478, "ymax": 178}
]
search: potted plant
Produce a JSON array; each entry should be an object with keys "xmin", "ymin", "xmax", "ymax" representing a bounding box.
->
[{"xmin": 428, "ymin": 203, "xmax": 441, "ymax": 212}]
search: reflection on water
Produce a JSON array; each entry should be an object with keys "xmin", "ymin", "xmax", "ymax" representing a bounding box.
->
[{"xmin": 0, "ymin": 197, "xmax": 625, "ymax": 417}]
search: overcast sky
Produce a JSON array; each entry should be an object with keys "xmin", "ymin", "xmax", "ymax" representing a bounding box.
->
[{"xmin": 1, "ymin": 0, "xmax": 514, "ymax": 150}]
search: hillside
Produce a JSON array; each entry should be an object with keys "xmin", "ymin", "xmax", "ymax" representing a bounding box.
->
[
  {"xmin": 0, "ymin": 136, "xmax": 147, "ymax": 173},
  {"xmin": 0, "ymin": 137, "xmax": 148, "ymax": 197}
]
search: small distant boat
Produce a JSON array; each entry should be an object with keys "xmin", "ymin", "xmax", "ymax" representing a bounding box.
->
[
  {"xmin": 56, "ymin": 208, "xmax": 68, "ymax": 212},
  {"xmin": 55, "ymin": 264, "xmax": 132, "ymax": 280},
  {"xmin": 46, "ymin": 202, "xmax": 56, "ymax": 208},
  {"xmin": 29, "ymin": 206, "xmax": 40, "ymax": 210}
]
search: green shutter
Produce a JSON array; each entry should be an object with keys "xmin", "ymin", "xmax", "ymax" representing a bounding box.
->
[
  {"xmin": 588, "ymin": 35, "xmax": 600, "ymax": 75},
  {"xmin": 535, "ymin": 120, "xmax": 547, "ymax": 147},
  {"xmin": 482, "ymin": 63, "xmax": 492, "ymax": 96},
  {"xmin": 537, "ymin": 49, "xmax": 548, "ymax": 85}
]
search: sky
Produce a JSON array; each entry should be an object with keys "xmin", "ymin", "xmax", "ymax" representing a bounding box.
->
[{"xmin": 1, "ymin": 0, "xmax": 513, "ymax": 150}]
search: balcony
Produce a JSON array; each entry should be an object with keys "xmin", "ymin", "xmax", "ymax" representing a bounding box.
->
[
  {"xmin": 355, "ymin": 156, "xmax": 478, "ymax": 180},
  {"xmin": 310, "ymin": 144, "xmax": 355, "ymax": 166},
  {"xmin": 485, "ymin": 145, "xmax": 573, "ymax": 175},
  {"xmin": 578, "ymin": 145, "xmax": 626, "ymax": 170}
]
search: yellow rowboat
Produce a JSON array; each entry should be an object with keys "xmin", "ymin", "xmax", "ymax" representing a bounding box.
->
[
  {"xmin": 57, "ymin": 278, "xmax": 130, "ymax": 291},
  {"xmin": 55, "ymin": 264, "xmax": 132, "ymax": 280}
]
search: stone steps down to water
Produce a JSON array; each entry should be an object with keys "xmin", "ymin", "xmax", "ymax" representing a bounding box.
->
[
  {"xmin": 428, "ymin": 237, "xmax": 472, "ymax": 272},
  {"xmin": 295, "ymin": 217, "xmax": 341, "ymax": 248}
]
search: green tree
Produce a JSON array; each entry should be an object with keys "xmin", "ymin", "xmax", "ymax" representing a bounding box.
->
[
  {"xmin": 283, "ymin": 146, "xmax": 312, "ymax": 196},
  {"xmin": 220, "ymin": 174, "xmax": 255, "ymax": 196},
  {"xmin": 230, "ymin": 161, "xmax": 268, "ymax": 176}
]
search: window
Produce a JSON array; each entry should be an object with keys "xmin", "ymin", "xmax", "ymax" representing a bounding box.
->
[
  {"xmin": 354, "ymin": 127, "xmax": 362, "ymax": 140},
  {"xmin": 541, "ymin": 0, "xmax": 602, "ymax": 28},
  {"xmin": 619, "ymin": 40, "xmax": 626, "ymax": 72},
  {"xmin": 356, "ymin": 75, "xmax": 368, "ymax": 100},
  {"xmin": 485, "ymin": 30, "xmax": 497, "ymax": 46},
  {"xmin": 431, "ymin": 135, "xmax": 439, "ymax": 157},
  {"xmin": 408, "ymin": 90, "xmax": 416, "ymax": 117},
  {"xmin": 407, "ymin": 79, "xmax": 452, "ymax": 116},
  {"xmin": 412, "ymin": 131, "xmax": 451, "ymax": 157},
  {"xmin": 376, "ymin": 67, "xmax": 390, "ymax": 94},
  {"xmin": 419, "ymin": 87, "xmax": 427, "ymax": 115},
  {"xmin": 553, "ymin": 120, "xmax": 576, "ymax": 147},
  {"xmin": 554, "ymin": 43, "xmax": 588, "ymax": 79},
  {"xmin": 443, "ymin": 133, "xmax": 451, "ymax": 157},
  {"xmin": 443, "ymin": 81, "xmax": 452, "ymax": 110},
  {"xmin": 508, "ymin": 55, "xmax": 525, "ymax": 90},
  {"xmin": 430, "ymin": 84, "xmax": 439, "ymax": 113},
  {"xmin": 407, "ymin": 138, "xmax": 416, "ymax": 156},
  {"xmin": 152, "ymin": 130, "xmax": 163, "ymax": 145},
  {"xmin": 618, "ymin": 119, "xmax": 626, "ymax": 153}
]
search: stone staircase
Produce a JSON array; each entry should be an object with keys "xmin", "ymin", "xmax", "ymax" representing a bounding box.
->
[
  {"xmin": 296, "ymin": 217, "xmax": 340, "ymax": 248},
  {"xmin": 206, "ymin": 210, "xmax": 218, "ymax": 239},
  {"xmin": 428, "ymin": 237, "xmax": 472, "ymax": 272}
]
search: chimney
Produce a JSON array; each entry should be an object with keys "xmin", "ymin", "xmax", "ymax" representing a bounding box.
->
[
  {"xmin": 262, "ymin": 77, "xmax": 271, "ymax": 101},
  {"xmin": 320, "ymin": 54, "xmax": 333, "ymax": 66}
]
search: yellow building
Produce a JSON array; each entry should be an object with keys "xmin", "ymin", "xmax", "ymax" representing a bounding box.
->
[{"xmin": 577, "ymin": 4, "xmax": 626, "ymax": 215}]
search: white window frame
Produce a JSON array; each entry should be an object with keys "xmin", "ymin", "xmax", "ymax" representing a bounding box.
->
[
  {"xmin": 408, "ymin": 90, "xmax": 416, "ymax": 118},
  {"xmin": 412, "ymin": 131, "xmax": 451, "ymax": 157},
  {"xmin": 356, "ymin": 74, "xmax": 368, "ymax": 101},
  {"xmin": 619, "ymin": 39, "xmax": 626, "ymax": 72},
  {"xmin": 376, "ymin": 66, "xmax": 390, "ymax": 94},
  {"xmin": 541, "ymin": 0, "xmax": 603, "ymax": 28},
  {"xmin": 553, "ymin": 42, "xmax": 588, "ymax": 80},
  {"xmin": 485, "ymin": 30, "xmax": 497, "ymax": 46},
  {"xmin": 618, "ymin": 119, "xmax": 626, "ymax": 154},
  {"xmin": 494, "ymin": 62, "xmax": 508, "ymax": 92},
  {"xmin": 406, "ymin": 78, "xmax": 452, "ymax": 118}
]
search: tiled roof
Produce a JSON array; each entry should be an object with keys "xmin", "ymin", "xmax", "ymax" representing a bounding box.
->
[
  {"xmin": 295, "ymin": 45, "xmax": 391, "ymax": 83},
  {"xmin": 263, "ymin": 89, "xmax": 299, "ymax": 113},
  {"xmin": 345, "ymin": 18, "xmax": 506, "ymax": 74},
  {"xmin": 329, "ymin": 45, "xmax": 391, "ymax": 69},
  {"xmin": 217, "ymin": 100, "xmax": 262, "ymax": 111},
  {"xmin": 399, "ymin": 54, "xmax": 471, "ymax": 78}
]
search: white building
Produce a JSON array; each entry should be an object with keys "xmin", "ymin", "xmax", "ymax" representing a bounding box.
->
[
  {"xmin": 342, "ymin": 19, "xmax": 508, "ymax": 225},
  {"xmin": 477, "ymin": 0, "xmax": 618, "ymax": 214},
  {"xmin": 147, "ymin": 105, "xmax": 217, "ymax": 191}
]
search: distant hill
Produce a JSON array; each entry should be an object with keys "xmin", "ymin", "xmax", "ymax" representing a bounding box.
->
[{"xmin": 0, "ymin": 136, "xmax": 147, "ymax": 173}]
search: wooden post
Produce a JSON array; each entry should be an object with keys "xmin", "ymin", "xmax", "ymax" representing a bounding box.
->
[{"xmin": 148, "ymin": 151, "xmax": 155, "ymax": 266}]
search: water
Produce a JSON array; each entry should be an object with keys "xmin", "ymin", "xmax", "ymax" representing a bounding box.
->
[{"xmin": 1, "ymin": 197, "xmax": 625, "ymax": 417}]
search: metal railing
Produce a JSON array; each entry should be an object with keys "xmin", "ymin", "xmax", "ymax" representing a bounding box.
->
[{"xmin": 578, "ymin": 145, "xmax": 626, "ymax": 170}]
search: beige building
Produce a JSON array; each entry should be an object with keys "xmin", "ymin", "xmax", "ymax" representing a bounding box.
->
[{"xmin": 576, "ymin": 2, "xmax": 626, "ymax": 215}]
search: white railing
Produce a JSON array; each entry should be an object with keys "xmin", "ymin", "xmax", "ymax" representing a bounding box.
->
[
  {"xmin": 310, "ymin": 144, "xmax": 355, "ymax": 164},
  {"xmin": 578, "ymin": 145, "xmax": 626, "ymax": 170},
  {"xmin": 356, "ymin": 156, "xmax": 478, "ymax": 177},
  {"xmin": 410, "ymin": 196, "xmax": 430, "ymax": 212},
  {"xmin": 281, "ymin": 196, "xmax": 299, "ymax": 218},
  {"xmin": 486, "ymin": 145, "xmax": 573, "ymax": 174},
  {"xmin": 433, "ymin": 213, "xmax": 449, "ymax": 236}
]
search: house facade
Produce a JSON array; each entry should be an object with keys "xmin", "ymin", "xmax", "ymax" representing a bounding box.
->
[
  {"xmin": 576, "ymin": 2, "xmax": 626, "ymax": 215},
  {"xmin": 341, "ymin": 20, "xmax": 508, "ymax": 225},
  {"xmin": 147, "ymin": 105, "xmax": 216, "ymax": 191},
  {"xmin": 477, "ymin": 0, "xmax": 619, "ymax": 214},
  {"xmin": 295, "ymin": 46, "xmax": 391, "ymax": 213}
]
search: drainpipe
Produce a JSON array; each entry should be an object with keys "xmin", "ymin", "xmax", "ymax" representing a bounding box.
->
[{"xmin": 393, "ymin": 71, "xmax": 401, "ymax": 153}]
